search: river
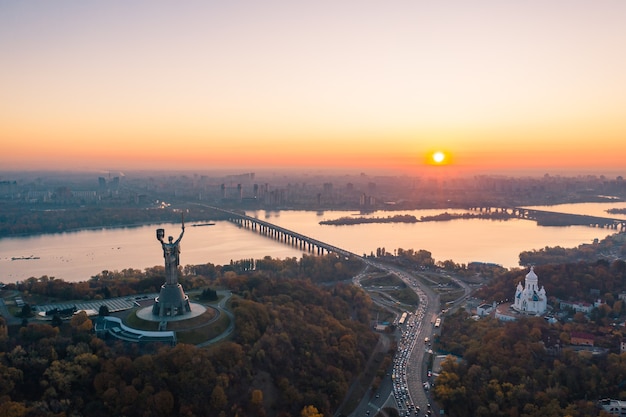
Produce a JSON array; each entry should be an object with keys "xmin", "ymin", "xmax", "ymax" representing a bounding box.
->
[{"xmin": 1, "ymin": 202, "xmax": 625, "ymax": 283}]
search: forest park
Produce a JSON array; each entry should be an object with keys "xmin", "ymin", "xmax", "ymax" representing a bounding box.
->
[
  {"xmin": 434, "ymin": 258, "xmax": 626, "ymax": 417},
  {"xmin": 0, "ymin": 254, "xmax": 378, "ymax": 417}
]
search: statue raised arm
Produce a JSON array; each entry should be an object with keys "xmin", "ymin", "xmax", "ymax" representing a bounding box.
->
[{"xmin": 157, "ymin": 218, "xmax": 185, "ymax": 285}]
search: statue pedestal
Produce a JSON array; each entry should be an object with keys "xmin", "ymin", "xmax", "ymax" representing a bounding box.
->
[{"xmin": 152, "ymin": 284, "xmax": 191, "ymax": 317}]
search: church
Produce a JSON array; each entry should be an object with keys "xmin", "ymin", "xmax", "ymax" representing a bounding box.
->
[{"xmin": 512, "ymin": 266, "xmax": 547, "ymax": 315}]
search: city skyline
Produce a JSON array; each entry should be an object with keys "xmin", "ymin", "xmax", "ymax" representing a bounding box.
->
[{"xmin": 2, "ymin": 1, "xmax": 625, "ymax": 175}]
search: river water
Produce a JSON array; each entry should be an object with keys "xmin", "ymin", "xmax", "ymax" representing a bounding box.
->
[{"xmin": 1, "ymin": 202, "xmax": 625, "ymax": 283}]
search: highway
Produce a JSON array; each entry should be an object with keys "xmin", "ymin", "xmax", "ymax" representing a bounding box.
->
[{"xmin": 350, "ymin": 260, "xmax": 446, "ymax": 416}]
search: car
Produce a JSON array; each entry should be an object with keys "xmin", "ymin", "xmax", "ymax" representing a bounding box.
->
[{"xmin": 427, "ymin": 370, "xmax": 432, "ymax": 377}]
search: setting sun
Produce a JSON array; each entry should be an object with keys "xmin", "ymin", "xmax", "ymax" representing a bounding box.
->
[
  {"xmin": 432, "ymin": 151, "xmax": 446, "ymax": 164},
  {"xmin": 423, "ymin": 150, "xmax": 453, "ymax": 168}
]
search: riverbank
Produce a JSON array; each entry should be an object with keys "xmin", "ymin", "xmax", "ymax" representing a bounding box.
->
[{"xmin": 0, "ymin": 203, "xmax": 227, "ymax": 239}]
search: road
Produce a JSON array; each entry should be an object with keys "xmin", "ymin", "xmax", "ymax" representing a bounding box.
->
[
  {"xmin": 350, "ymin": 260, "xmax": 470, "ymax": 417},
  {"xmin": 383, "ymin": 264, "xmax": 440, "ymax": 415},
  {"xmin": 196, "ymin": 290, "xmax": 235, "ymax": 347}
]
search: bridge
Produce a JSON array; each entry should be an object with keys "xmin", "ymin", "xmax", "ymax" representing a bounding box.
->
[
  {"xmin": 468, "ymin": 205, "xmax": 626, "ymax": 231},
  {"xmin": 202, "ymin": 205, "xmax": 359, "ymax": 258},
  {"xmin": 199, "ymin": 205, "xmax": 625, "ymax": 260}
]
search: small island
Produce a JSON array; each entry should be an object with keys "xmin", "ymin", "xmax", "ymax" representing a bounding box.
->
[
  {"xmin": 319, "ymin": 214, "xmax": 418, "ymax": 225},
  {"xmin": 319, "ymin": 211, "xmax": 515, "ymax": 226}
]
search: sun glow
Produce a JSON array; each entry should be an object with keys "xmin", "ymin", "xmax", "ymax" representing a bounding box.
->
[
  {"xmin": 423, "ymin": 150, "xmax": 453, "ymax": 168},
  {"xmin": 432, "ymin": 151, "xmax": 446, "ymax": 164}
]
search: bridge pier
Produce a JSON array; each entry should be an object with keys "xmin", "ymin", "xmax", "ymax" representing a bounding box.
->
[{"xmin": 211, "ymin": 205, "xmax": 344, "ymax": 258}]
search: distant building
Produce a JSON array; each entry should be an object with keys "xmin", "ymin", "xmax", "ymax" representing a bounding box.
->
[
  {"xmin": 375, "ymin": 324, "xmax": 388, "ymax": 332},
  {"xmin": 477, "ymin": 302, "xmax": 495, "ymax": 317},
  {"xmin": 26, "ymin": 190, "xmax": 52, "ymax": 203},
  {"xmin": 72, "ymin": 190, "xmax": 98, "ymax": 201},
  {"xmin": 359, "ymin": 193, "xmax": 376, "ymax": 207},
  {"xmin": 599, "ymin": 399, "xmax": 626, "ymax": 416},
  {"xmin": 559, "ymin": 300, "xmax": 594, "ymax": 313},
  {"xmin": 494, "ymin": 304, "xmax": 518, "ymax": 322},
  {"xmin": 570, "ymin": 332, "xmax": 595, "ymax": 347},
  {"xmin": 513, "ymin": 267, "xmax": 547, "ymax": 315},
  {"xmin": 0, "ymin": 180, "xmax": 17, "ymax": 198}
]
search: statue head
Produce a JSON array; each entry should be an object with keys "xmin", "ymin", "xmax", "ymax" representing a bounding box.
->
[{"xmin": 168, "ymin": 236, "xmax": 174, "ymax": 243}]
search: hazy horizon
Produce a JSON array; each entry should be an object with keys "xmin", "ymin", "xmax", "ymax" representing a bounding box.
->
[
  {"xmin": 2, "ymin": 1, "xmax": 625, "ymax": 174},
  {"xmin": 2, "ymin": 166, "xmax": 625, "ymax": 183}
]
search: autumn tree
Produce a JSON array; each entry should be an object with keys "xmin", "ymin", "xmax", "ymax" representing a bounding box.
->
[
  {"xmin": 301, "ymin": 405, "xmax": 323, "ymax": 417},
  {"xmin": 210, "ymin": 385, "xmax": 227, "ymax": 411}
]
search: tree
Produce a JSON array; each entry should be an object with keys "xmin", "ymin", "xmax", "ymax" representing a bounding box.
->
[
  {"xmin": 19, "ymin": 304, "xmax": 31, "ymax": 318},
  {"xmin": 51, "ymin": 313, "xmax": 63, "ymax": 327},
  {"xmin": 250, "ymin": 389, "xmax": 265, "ymax": 415},
  {"xmin": 0, "ymin": 401, "xmax": 28, "ymax": 417},
  {"xmin": 151, "ymin": 390, "xmax": 174, "ymax": 417},
  {"xmin": 70, "ymin": 311, "xmax": 93, "ymax": 333},
  {"xmin": 210, "ymin": 385, "xmax": 227, "ymax": 411},
  {"xmin": 301, "ymin": 405, "xmax": 323, "ymax": 417},
  {"xmin": 98, "ymin": 305, "xmax": 110, "ymax": 317},
  {"xmin": 201, "ymin": 287, "xmax": 218, "ymax": 301}
]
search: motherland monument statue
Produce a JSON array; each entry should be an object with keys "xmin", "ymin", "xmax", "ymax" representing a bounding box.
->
[{"xmin": 152, "ymin": 215, "xmax": 192, "ymax": 316}]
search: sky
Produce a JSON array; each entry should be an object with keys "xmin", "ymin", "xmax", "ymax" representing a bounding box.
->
[{"xmin": 1, "ymin": 1, "xmax": 625, "ymax": 176}]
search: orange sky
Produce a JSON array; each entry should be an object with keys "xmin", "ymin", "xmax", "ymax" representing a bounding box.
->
[{"xmin": 1, "ymin": 1, "xmax": 625, "ymax": 176}]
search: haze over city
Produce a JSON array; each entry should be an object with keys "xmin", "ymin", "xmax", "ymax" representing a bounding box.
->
[{"xmin": 1, "ymin": 1, "xmax": 625, "ymax": 175}]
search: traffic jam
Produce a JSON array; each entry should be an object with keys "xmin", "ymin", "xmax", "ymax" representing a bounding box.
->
[{"xmin": 391, "ymin": 304, "xmax": 433, "ymax": 416}]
